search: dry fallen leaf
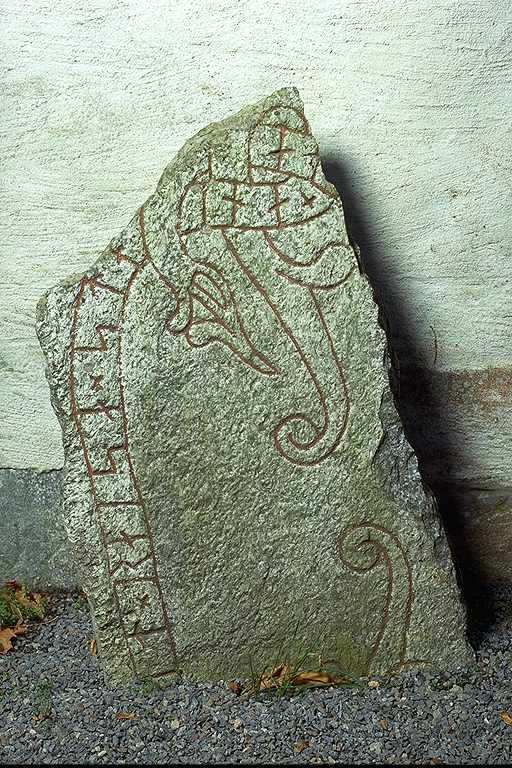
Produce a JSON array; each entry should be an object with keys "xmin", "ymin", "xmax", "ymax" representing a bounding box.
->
[
  {"xmin": 368, "ymin": 679, "xmax": 380, "ymax": 689},
  {"xmin": 331, "ymin": 675, "xmax": 352, "ymax": 685},
  {"xmin": 0, "ymin": 621, "xmax": 28, "ymax": 654},
  {"xmin": 115, "ymin": 711, "xmax": 136, "ymax": 721},
  {"xmin": 89, "ymin": 638, "xmax": 97, "ymax": 656},
  {"xmin": 32, "ymin": 712, "xmax": 52, "ymax": 723},
  {"xmin": 292, "ymin": 671, "xmax": 332, "ymax": 686},
  {"xmin": 228, "ymin": 681, "xmax": 242, "ymax": 696},
  {"xmin": 501, "ymin": 712, "xmax": 512, "ymax": 726},
  {"xmin": 242, "ymin": 662, "xmax": 355, "ymax": 696},
  {"xmin": 5, "ymin": 580, "xmax": 22, "ymax": 591},
  {"xmin": 0, "ymin": 628, "xmax": 17, "ymax": 654},
  {"xmin": 259, "ymin": 664, "xmax": 292, "ymax": 690},
  {"xmin": 294, "ymin": 739, "xmax": 310, "ymax": 754},
  {"xmin": 379, "ymin": 718, "xmax": 389, "ymax": 729}
]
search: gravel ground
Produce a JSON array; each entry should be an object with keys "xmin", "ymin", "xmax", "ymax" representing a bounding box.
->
[{"xmin": 1, "ymin": 588, "xmax": 512, "ymax": 764}]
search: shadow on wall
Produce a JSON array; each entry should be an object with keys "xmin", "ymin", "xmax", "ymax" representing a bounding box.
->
[{"xmin": 322, "ymin": 156, "xmax": 494, "ymax": 643}]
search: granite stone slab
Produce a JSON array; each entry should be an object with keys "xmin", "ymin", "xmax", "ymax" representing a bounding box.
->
[{"xmin": 36, "ymin": 88, "xmax": 473, "ymax": 684}]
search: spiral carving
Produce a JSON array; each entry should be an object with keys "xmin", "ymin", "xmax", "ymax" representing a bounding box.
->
[
  {"xmin": 169, "ymin": 102, "xmax": 353, "ymax": 467},
  {"xmin": 337, "ymin": 523, "xmax": 413, "ymax": 675}
]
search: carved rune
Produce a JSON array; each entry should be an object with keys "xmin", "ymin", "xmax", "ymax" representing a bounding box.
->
[
  {"xmin": 66, "ymin": 100, "xmax": 359, "ymax": 679},
  {"xmin": 168, "ymin": 104, "xmax": 355, "ymax": 467}
]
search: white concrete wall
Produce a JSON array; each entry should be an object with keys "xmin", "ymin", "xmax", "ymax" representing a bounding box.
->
[{"xmin": 1, "ymin": 0, "xmax": 511, "ymax": 577}]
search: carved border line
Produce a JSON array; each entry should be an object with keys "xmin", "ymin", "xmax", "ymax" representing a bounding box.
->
[
  {"xmin": 221, "ymin": 231, "xmax": 352, "ymax": 467},
  {"xmin": 337, "ymin": 522, "xmax": 423, "ymax": 674},
  {"xmin": 172, "ymin": 103, "xmax": 352, "ymax": 467},
  {"xmin": 69, "ymin": 208, "xmax": 178, "ymax": 679},
  {"xmin": 67, "ymin": 100, "xmax": 355, "ymax": 681}
]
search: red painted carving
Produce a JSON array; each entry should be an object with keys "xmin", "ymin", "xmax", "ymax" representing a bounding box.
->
[
  {"xmin": 90, "ymin": 374, "xmax": 104, "ymax": 391},
  {"xmin": 337, "ymin": 523, "xmax": 425, "ymax": 674},
  {"xmin": 74, "ymin": 324, "xmax": 119, "ymax": 353},
  {"xmin": 69, "ymin": 208, "xmax": 178, "ymax": 679},
  {"xmin": 171, "ymin": 103, "xmax": 352, "ymax": 466},
  {"xmin": 68, "ymin": 103, "xmax": 389, "ymax": 676},
  {"xmin": 166, "ymin": 260, "xmax": 279, "ymax": 378}
]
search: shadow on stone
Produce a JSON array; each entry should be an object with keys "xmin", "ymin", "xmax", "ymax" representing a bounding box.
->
[
  {"xmin": 32, "ymin": 88, "xmax": 474, "ymax": 683},
  {"xmin": 321, "ymin": 155, "xmax": 493, "ymax": 643}
]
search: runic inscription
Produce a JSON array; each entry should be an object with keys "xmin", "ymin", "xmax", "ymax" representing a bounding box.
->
[
  {"xmin": 168, "ymin": 104, "xmax": 354, "ymax": 467},
  {"xmin": 37, "ymin": 88, "xmax": 472, "ymax": 684}
]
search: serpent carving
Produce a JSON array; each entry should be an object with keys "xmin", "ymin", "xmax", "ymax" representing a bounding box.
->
[
  {"xmin": 165, "ymin": 104, "xmax": 355, "ymax": 466},
  {"xmin": 67, "ymin": 102, "xmax": 401, "ymax": 678},
  {"xmin": 337, "ymin": 523, "xmax": 414, "ymax": 674}
]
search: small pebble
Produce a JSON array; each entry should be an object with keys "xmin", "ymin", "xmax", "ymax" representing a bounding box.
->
[{"xmin": 0, "ymin": 589, "xmax": 512, "ymax": 764}]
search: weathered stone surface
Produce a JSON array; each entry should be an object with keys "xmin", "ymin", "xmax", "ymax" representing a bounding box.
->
[
  {"xmin": 36, "ymin": 88, "xmax": 473, "ymax": 684},
  {"xmin": 0, "ymin": 468, "xmax": 76, "ymax": 589}
]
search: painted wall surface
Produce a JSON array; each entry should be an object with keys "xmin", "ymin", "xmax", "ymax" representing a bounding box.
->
[{"xmin": 1, "ymin": 1, "xmax": 511, "ymax": 582}]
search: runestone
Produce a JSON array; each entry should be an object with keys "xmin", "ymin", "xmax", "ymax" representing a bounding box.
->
[{"xmin": 37, "ymin": 88, "xmax": 472, "ymax": 683}]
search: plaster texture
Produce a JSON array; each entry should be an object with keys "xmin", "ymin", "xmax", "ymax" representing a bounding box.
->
[
  {"xmin": 1, "ymin": 1, "xmax": 511, "ymax": 582},
  {"xmin": 36, "ymin": 89, "xmax": 472, "ymax": 684},
  {"xmin": 0, "ymin": 468, "xmax": 76, "ymax": 588}
]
